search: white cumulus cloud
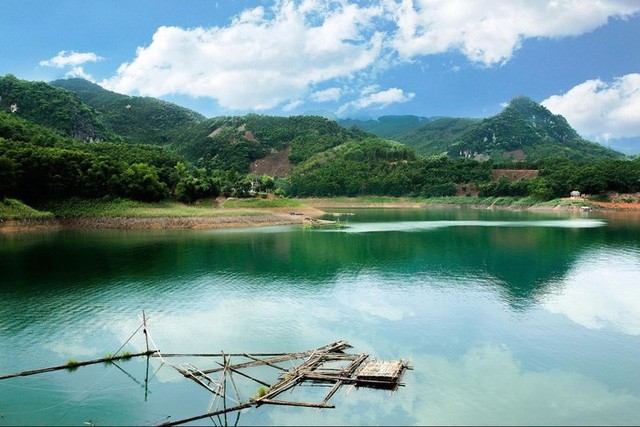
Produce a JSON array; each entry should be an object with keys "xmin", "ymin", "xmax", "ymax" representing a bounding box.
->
[
  {"xmin": 338, "ymin": 87, "xmax": 415, "ymax": 115},
  {"xmin": 64, "ymin": 66, "xmax": 97, "ymax": 82},
  {"xmin": 39, "ymin": 50, "xmax": 103, "ymax": 68},
  {"xmin": 387, "ymin": 0, "xmax": 640, "ymax": 66},
  {"xmin": 283, "ymin": 99, "xmax": 304, "ymax": 112},
  {"xmin": 542, "ymin": 74, "xmax": 640, "ymax": 142},
  {"xmin": 102, "ymin": 0, "xmax": 384, "ymax": 110},
  {"xmin": 97, "ymin": 0, "xmax": 640, "ymax": 115},
  {"xmin": 311, "ymin": 87, "xmax": 342, "ymax": 102}
]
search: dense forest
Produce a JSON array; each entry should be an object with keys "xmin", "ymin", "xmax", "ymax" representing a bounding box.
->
[{"xmin": 1, "ymin": 75, "xmax": 639, "ymax": 213}]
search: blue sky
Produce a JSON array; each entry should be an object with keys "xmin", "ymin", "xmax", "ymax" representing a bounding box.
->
[{"xmin": 2, "ymin": 0, "xmax": 639, "ymax": 152}]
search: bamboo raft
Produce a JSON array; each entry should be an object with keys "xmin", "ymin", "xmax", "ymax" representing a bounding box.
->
[
  {"xmin": 0, "ymin": 314, "xmax": 411, "ymax": 426},
  {"xmin": 159, "ymin": 340, "xmax": 411, "ymax": 426}
]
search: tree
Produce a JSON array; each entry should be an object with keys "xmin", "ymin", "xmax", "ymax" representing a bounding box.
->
[{"xmin": 0, "ymin": 154, "xmax": 17, "ymax": 198}]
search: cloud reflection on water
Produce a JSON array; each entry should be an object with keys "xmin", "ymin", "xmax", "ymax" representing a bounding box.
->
[
  {"xmin": 541, "ymin": 248, "xmax": 640, "ymax": 335},
  {"xmin": 331, "ymin": 219, "xmax": 607, "ymax": 234},
  {"xmin": 266, "ymin": 343, "xmax": 640, "ymax": 426}
]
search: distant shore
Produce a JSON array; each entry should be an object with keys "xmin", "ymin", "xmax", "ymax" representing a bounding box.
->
[
  {"xmin": 300, "ymin": 196, "xmax": 640, "ymax": 211},
  {"xmin": 2, "ymin": 196, "xmax": 639, "ymax": 234},
  {"xmin": 0, "ymin": 206, "xmax": 326, "ymax": 233}
]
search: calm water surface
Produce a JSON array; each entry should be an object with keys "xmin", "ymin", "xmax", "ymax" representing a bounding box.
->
[{"xmin": 1, "ymin": 208, "xmax": 639, "ymax": 426}]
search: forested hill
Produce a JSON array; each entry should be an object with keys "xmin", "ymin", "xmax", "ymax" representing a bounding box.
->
[
  {"xmin": 343, "ymin": 96, "xmax": 623, "ymax": 162},
  {"xmin": 170, "ymin": 114, "xmax": 372, "ymax": 173},
  {"xmin": 444, "ymin": 96, "xmax": 622, "ymax": 162},
  {"xmin": 395, "ymin": 117, "xmax": 480, "ymax": 156},
  {"xmin": 338, "ymin": 115, "xmax": 431, "ymax": 138},
  {"xmin": 50, "ymin": 78, "xmax": 205, "ymax": 145},
  {"xmin": 0, "ymin": 74, "xmax": 113, "ymax": 142}
]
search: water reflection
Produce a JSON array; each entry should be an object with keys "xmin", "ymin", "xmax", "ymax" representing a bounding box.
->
[
  {"xmin": 541, "ymin": 248, "xmax": 640, "ymax": 335},
  {"xmin": 0, "ymin": 213, "xmax": 636, "ymax": 321},
  {"xmin": 1, "ymin": 209, "xmax": 640, "ymax": 425},
  {"xmin": 402, "ymin": 345, "xmax": 640, "ymax": 426}
]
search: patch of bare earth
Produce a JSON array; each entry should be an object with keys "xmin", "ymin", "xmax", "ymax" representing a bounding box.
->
[
  {"xmin": 250, "ymin": 146, "xmax": 293, "ymax": 177},
  {"xmin": 561, "ymin": 193, "xmax": 640, "ymax": 210},
  {"xmin": 590, "ymin": 201, "xmax": 640, "ymax": 210}
]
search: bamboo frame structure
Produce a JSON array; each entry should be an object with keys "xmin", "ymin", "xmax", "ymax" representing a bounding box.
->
[
  {"xmin": 0, "ymin": 315, "xmax": 411, "ymax": 426},
  {"xmin": 158, "ymin": 340, "xmax": 411, "ymax": 426}
]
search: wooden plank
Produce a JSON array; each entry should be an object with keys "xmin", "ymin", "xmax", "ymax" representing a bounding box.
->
[
  {"xmin": 157, "ymin": 352, "xmax": 288, "ymax": 358},
  {"xmin": 201, "ymin": 341, "xmax": 351, "ymax": 375},
  {"xmin": 321, "ymin": 380, "xmax": 343, "ymax": 404},
  {"xmin": 201, "ymin": 351, "xmax": 314, "ymax": 374},
  {"xmin": 242, "ymin": 353, "xmax": 289, "ymax": 372},
  {"xmin": 258, "ymin": 398, "xmax": 335, "ymax": 409},
  {"xmin": 356, "ymin": 360, "xmax": 404, "ymax": 380},
  {"xmin": 320, "ymin": 353, "xmax": 369, "ymax": 403}
]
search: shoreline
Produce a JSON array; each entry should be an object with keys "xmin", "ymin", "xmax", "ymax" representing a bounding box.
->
[
  {"xmin": 2, "ymin": 199, "xmax": 639, "ymax": 234},
  {"xmin": 0, "ymin": 206, "xmax": 327, "ymax": 234}
]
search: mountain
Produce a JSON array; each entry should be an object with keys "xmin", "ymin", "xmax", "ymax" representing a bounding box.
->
[
  {"xmin": 445, "ymin": 96, "xmax": 622, "ymax": 162},
  {"xmin": 170, "ymin": 113, "xmax": 372, "ymax": 174},
  {"xmin": 338, "ymin": 115, "xmax": 431, "ymax": 139},
  {"xmin": 342, "ymin": 97, "xmax": 624, "ymax": 162},
  {"xmin": 395, "ymin": 117, "xmax": 480, "ymax": 156},
  {"xmin": 0, "ymin": 74, "xmax": 112, "ymax": 142},
  {"xmin": 50, "ymin": 78, "xmax": 205, "ymax": 145}
]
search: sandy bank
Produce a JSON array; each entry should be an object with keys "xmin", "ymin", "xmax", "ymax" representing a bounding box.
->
[{"xmin": 0, "ymin": 207, "xmax": 327, "ymax": 233}]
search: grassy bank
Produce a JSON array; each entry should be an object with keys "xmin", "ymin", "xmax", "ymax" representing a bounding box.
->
[
  {"xmin": 1, "ymin": 197, "xmax": 318, "ymax": 232},
  {"xmin": 219, "ymin": 197, "xmax": 305, "ymax": 209},
  {"xmin": 1, "ymin": 198, "xmax": 54, "ymax": 220},
  {"xmin": 38, "ymin": 197, "xmax": 272, "ymax": 218}
]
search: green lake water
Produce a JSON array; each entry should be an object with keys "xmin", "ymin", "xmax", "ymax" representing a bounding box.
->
[{"xmin": 1, "ymin": 208, "xmax": 639, "ymax": 426}]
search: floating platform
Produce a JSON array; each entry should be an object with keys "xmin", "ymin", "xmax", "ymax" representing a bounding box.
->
[
  {"xmin": 0, "ymin": 314, "xmax": 409, "ymax": 427},
  {"xmin": 356, "ymin": 359, "xmax": 408, "ymax": 388},
  {"xmin": 163, "ymin": 340, "xmax": 411, "ymax": 425}
]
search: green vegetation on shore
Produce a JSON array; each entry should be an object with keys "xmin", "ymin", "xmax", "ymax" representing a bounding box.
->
[
  {"xmin": 37, "ymin": 197, "xmax": 268, "ymax": 219},
  {"xmin": 0, "ymin": 198, "xmax": 53, "ymax": 220},
  {"xmin": 1, "ymin": 196, "xmax": 307, "ymax": 221},
  {"xmin": 220, "ymin": 197, "xmax": 304, "ymax": 208}
]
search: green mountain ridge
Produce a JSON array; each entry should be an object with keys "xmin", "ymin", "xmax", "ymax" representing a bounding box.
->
[
  {"xmin": 41, "ymin": 77, "xmax": 625, "ymax": 164},
  {"xmin": 447, "ymin": 96, "xmax": 621, "ymax": 162},
  {"xmin": 50, "ymin": 78, "xmax": 205, "ymax": 145},
  {"xmin": 343, "ymin": 96, "xmax": 623, "ymax": 162},
  {"xmin": 0, "ymin": 74, "xmax": 113, "ymax": 142}
]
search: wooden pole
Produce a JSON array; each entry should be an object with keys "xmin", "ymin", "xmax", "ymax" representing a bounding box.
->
[
  {"xmin": 256, "ymin": 398, "xmax": 335, "ymax": 409},
  {"xmin": 0, "ymin": 350, "xmax": 158, "ymax": 381},
  {"xmin": 142, "ymin": 310, "xmax": 150, "ymax": 354},
  {"xmin": 215, "ymin": 362, "xmax": 271, "ymax": 387},
  {"xmin": 158, "ymin": 402, "xmax": 253, "ymax": 427}
]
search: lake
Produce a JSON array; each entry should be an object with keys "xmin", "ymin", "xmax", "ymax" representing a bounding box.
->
[{"xmin": 1, "ymin": 208, "xmax": 639, "ymax": 426}]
